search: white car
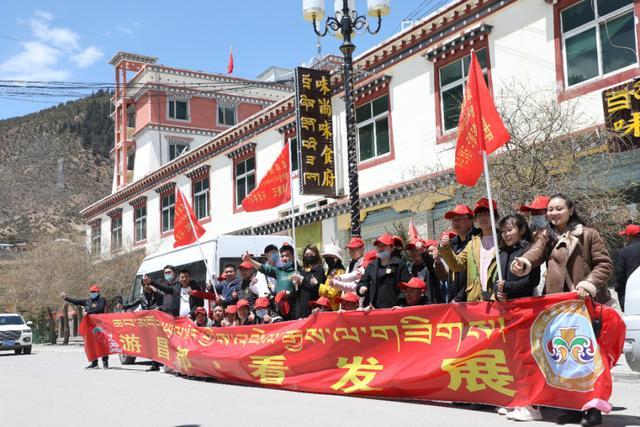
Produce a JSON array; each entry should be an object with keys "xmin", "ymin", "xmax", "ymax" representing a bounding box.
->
[
  {"xmin": 624, "ymin": 268, "xmax": 640, "ymax": 372},
  {"xmin": 0, "ymin": 313, "xmax": 33, "ymax": 355}
]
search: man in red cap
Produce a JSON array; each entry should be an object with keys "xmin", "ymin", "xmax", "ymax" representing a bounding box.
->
[
  {"xmin": 441, "ymin": 204, "xmax": 478, "ymax": 303},
  {"xmin": 193, "ymin": 306, "xmax": 212, "ymax": 327},
  {"xmin": 357, "ymin": 233, "xmax": 410, "ymax": 309},
  {"xmin": 236, "ymin": 299, "xmax": 255, "ymax": 325},
  {"xmin": 345, "ymin": 237, "xmax": 365, "ymax": 273},
  {"xmin": 616, "ymin": 223, "xmax": 640, "ymax": 311},
  {"xmin": 254, "ymin": 297, "xmax": 281, "ymax": 324},
  {"xmin": 405, "ymin": 240, "xmax": 445, "ymax": 303},
  {"xmin": 339, "ymin": 292, "xmax": 360, "ymax": 311},
  {"xmin": 398, "ymin": 278, "xmax": 430, "ymax": 307},
  {"xmin": 237, "ymin": 260, "xmax": 268, "ymax": 309},
  {"xmin": 309, "ymin": 296, "xmax": 331, "ymax": 315},
  {"xmin": 519, "ymin": 195, "xmax": 550, "ymax": 232},
  {"xmin": 62, "ymin": 285, "xmax": 109, "ymax": 369},
  {"xmin": 221, "ymin": 305, "xmax": 238, "ymax": 327}
]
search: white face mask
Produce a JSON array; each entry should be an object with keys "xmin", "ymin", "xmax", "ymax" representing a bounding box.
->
[{"xmin": 531, "ymin": 215, "xmax": 547, "ymax": 229}]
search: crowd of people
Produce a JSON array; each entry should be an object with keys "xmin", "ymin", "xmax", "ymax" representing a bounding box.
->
[{"xmin": 62, "ymin": 193, "xmax": 640, "ymax": 426}]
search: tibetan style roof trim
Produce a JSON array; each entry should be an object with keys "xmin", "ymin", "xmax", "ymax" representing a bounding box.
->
[
  {"xmin": 106, "ymin": 208, "xmax": 123, "ymax": 218},
  {"xmin": 354, "ymin": 75, "xmax": 392, "ymax": 100},
  {"xmin": 186, "ymin": 165, "xmax": 210, "ymax": 179},
  {"xmin": 81, "ymin": 96, "xmax": 296, "ymax": 219},
  {"xmin": 167, "ymin": 92, "xmax": 192, "ymax": 102},
  {"xmin": 165, "ymin": 135, "xmax": 194, "ymax": 144},
  {"xmin": 87, "ymin": 218, "xmax": 102, "ymax": 227},
  {"xmin": 155, "ymin": 182, "xmax": 176, "ymax": 194},
  {"xmin": 109, "ymin": 51, "xmax": 158, "ymax": 66},
  {"xmin": 277, "ymin": 121, "xmax": 296, "ymax": 134},
  {"xmin": 129, "ymin": 196, "xmax": 147, "ymax": 208},
  {"xmin": 226, "ymin": 143, "xmax": 257, "ymax": 159},
  {"xmin": 424, "ymin": 24, "xmax": 493, "ymax": 61},
  {"xmin": 237, "ymin": 172, "xmax": 457, "ymax": 236},
  {"xmin": 132, "ymin": 123, "xmax": 218, "ymax": 139},
  {"xmin": 131, "ymin": 83, "xmax": 275, "ymax": 106},
  {"xmin": 216, "ymin": 98, "xmax": 241, "ymax": 108}
]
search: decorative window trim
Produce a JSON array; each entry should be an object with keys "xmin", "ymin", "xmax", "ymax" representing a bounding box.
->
[
  {"xmin": 160, "ymin": 192, "xmax": 176, "ymax": 236},
  {"xmin": 87, "ymin": 218, "xmax": 102, "ymax": 227},
  {"xmin": 353, "ymin": 75, "xmax": 392, "ymax": 101},
  {"xmin": 226, "ymin": 142, "xmax": 257, "ymax": 160},
  {"xmin": 110, "ymin": 215, "xmax": 123, "ymax": 252},
  {"xmin": 186, "ymin": 164, "xmax": 211, "ymax": 180},
  {"xmin": 129, "ymin": 195, "xmax": 147, "ymax": 208},
  {"xmin": 355, "ymin": 91, "xmax": 396, "ymax": 171},
  {"xmin": 553, "ymin": 0, "xmax": 640, "ymax": 102},
  {"xmin": 192, "ymin": 175, "xmax": 211, "ymax": 222},
  {"xmin": 133, "ymin": 203, "xmax": 147, "ymax": 245},
  {"xmin": 167, "ymin": 93, "xmax": 192, "ymax": 102},
  {"xmin": 232, "ymin": 153, "xmax": 256, "ymax": 214},
  {"xmin": 424, "ymin": 24, "xmax": 493, "ymax": 62},
  {"xmin": 106, "ymin": 208, "xmax": 123, "ymax": 218},
  {"xmin": 215, "ymin": 98, "xmax": 240, "ymax": 108}
]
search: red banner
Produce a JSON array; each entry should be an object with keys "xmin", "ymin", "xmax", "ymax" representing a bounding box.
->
[
  {"xmin": 79, "ymin": 294, "xmax": 624, "ymax": 411},
  {"xmin": 241, "ymin": 142, "xmax": 291, "ymax": 212}
]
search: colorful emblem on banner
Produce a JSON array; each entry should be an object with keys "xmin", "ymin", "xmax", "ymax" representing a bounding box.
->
[
  {"xmin": 530, "ymin": 300, "xmax": 604, "ymax": 392},
  {"xmin": 91, "ymin": 322, "xmax": 122, "ymax": 354}
]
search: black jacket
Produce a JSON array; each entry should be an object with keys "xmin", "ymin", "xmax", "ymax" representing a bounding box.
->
[
  {"xmin": 616, "ymin": 238, "xmax": 640, "ymax": 311},
  {"xmin": 65, "ymin": 295, "xmax": 107, "ymax": 314},
  {"xmin": 291, "ymin": 264, "xmax": 325, "ymax": 319},
  {"xmin": 359, "ymin": 256, "xmax": 411, "ymax": 309},
  {"xmin": 237, "ymin": 277, "xmax": 258, "ymax": 309},
  {"xmin": 124, "ymin": 288, "xmax": 163, "ymax": 311},
  {"xmin": 409, "ymin": 253, "xmax": 444, "ymax": 304},
  {"xmin": 498, "ymin": 243, "xmax": 540, "ymax": 299}
]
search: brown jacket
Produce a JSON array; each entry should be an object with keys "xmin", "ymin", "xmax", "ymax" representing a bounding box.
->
[{"xmin": 512, "ymin": 225, "xmax": 612, "ymax": 303}]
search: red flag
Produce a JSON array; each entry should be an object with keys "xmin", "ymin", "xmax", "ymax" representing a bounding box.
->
[
  {"xmin": 227, "ymin": 47, "xmax": 234, "ymax": 74},
  {"xmin": 408, "ymin": 218, "xmax": 421, "ymax": 242},
  {"xmin": 173, "ymin": 189, "xmax": 206, "ymax": 248},
  {"xmin": 242, "ymin": 143, "xmax": 291, "ymax": 212},
  {"xmin": 455, "ymin": 51, "xmax": 510, "ymax": 186}
]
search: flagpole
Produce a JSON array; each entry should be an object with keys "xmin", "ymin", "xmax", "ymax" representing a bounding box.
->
[
  {"xmin": 178, "ymin": 189, "xmax": 219, "ymax": 298},
  {"xmin": 482, "ymin": 150, "xmax": 503, "ymax": 282},
  {"xmin": 287, "ymin": 142, "xmax": 299, "ymax": 272}
]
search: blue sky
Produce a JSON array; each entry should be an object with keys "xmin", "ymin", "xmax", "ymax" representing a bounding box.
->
[{"xmin": 0, "ymin": 0, "xmax": 453, "ymax": 120}]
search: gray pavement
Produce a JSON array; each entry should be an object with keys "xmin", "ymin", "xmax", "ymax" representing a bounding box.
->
[{"xmin": 1, "ymin": 344, "xmax": 639, "ymax": 427}]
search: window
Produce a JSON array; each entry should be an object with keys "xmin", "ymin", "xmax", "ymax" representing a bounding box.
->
[
  {"xmin": 193, "ymin": 177, "xmax": 210, "ymax": 220},
  {"xmin": 91, "ymin": 225, "xmax": 101, "ymax": 256},
  {"xmin": 439, "ymin": 48, "xmax": 489, "ymax": 132},
  {"xmin": 235, "ymin": 157, "xmax": 256, "ymax": 207},
  {"xmin": 169, "ymin": 142, "xmax": 189, "ymax": 161},
  {"xmin": 161, "ymin": 193, "xmax": 175, "ymax": 233},
  {"xmin": 356, "ymin": 94, "xmax": 390, "ymax": 162},
  {"xmin": 561, "ymin": 0, "xmax": 636, "ymax": 87},
  {"xmin": 168, "ymin": 99, "xmax": 188, "ymax": 120},
  {"xmin": 111, "ymin": 216, "xmax": 122, "ymax": 251},
  {"xmin": 289, "ymin": 136, "xmax": 299, "ymax": 171},
  {"xmin": 134, "ymin": 206, "xmax": 146, "ymax": 242},
  {"xmin": 218, "ymin": 106, "xmax": 237, "ymax": 126}
]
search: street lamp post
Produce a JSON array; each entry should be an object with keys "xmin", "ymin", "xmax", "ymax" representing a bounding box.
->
[{"xmin": 303, "ymin": 0, "xmax": 390, "ymax": 238}]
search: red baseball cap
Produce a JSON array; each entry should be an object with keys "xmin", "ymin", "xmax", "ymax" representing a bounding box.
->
[
  {"xmin": 619, "ymin": 224, "xmax": 640, "ymax": 237},
  {"xmin": 474, "ymin": 197, "xmax": 498, "ymax": 214},
  {"xmin": 238, "ymin": 260, "xmax": 254, "ymax": 270},
  {"xmin": 340, "ymin": 292, "xmax": 360, "ymax": 304},
  {"xmin": 444, "ymin": 204, "xmax": 474, "ymax": 219},
  {"xmin": 423, "ymin": 239, "xmax": 439, "ymax": 248},
  {"xmin": 225, "ymin": 305, "xmax": 237, "ymax": 314},
  {"xmin": 88, "ymin": 284, "xmax": 100, "ymax": 292},
  {"xmin": 399, "ymin": 277, "xmax": 427, "ymax": 290},
  {"xmin": 308, "ymin": 296, "xmax": 331, "ymax": 308},
  {"xmin": 254, "ymin": 297, "xmax": 270, "ymax": 309},
  {"xmin": 519, "ymin": 195, "xmax": 550, "ymax": 212},
  {"xmin": 346, "ymin": 237, "xmax": 365, "ymax": 249},
  {"xmin": 361, "ymin": 250, "xmax": 378, "ymax": 268},
  {"xmin": 237, "ymin": 299, "xmax": 250, "ymax": 309},
  {"xmin": 374, "ymin": 233, "xmax": 395, "ymax": 247},
  {"xmin": 275, "ymin": 290, "xmax": 291, "ymax": 316},
  {"xmin": 194, "ymin": 306, "xmax": 207, "ymax": 315}
]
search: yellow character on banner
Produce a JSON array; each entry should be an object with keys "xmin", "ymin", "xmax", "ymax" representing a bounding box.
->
[
  {"xmin": 400, "ymin": 316, "xmax": 432, "ymax": 344},
  {"xmin": 606, "ymin": 89, "xmax": 631, "ymax": 113},
  {"xmin": 304, "ymin": 172, "xmax": 321, "ymax": 186},
  {"xmin": 248, "ymin": 355, "xmax": 289, "ymax": 385},
  {"xmin": 322, "ymin": 169, "xmax": 335, "ymax": 188},
  {"xmin": 319, "ymin": 120, "xmax": 332, "ymax": 139},
  {"xmin": 441, "ymin": 349, "xmax": 515, "ymax": 397},
  {"xmin": 119, "ymin": 334, "xmax": 142, "ymax": 353},
  {"xmin": 316, "ymin": 76, "xmax": 331, "ymax": 96},
  {"xmin": 624, "ymin": 112, "xmax": 640, "ymax": 137},
  {"xmin": 319, "ymin": 98, "xmax": 332, "ymax": 116},
  {"xmin": 320, "ymin": 145, "xmax": 334, "ymax": 164},
  {"xmin": 176, "ymin": 347, "xmax": 193, "ymax": 372},
  {"xmin": 302, "ymin": 74, "xmax": 312, "ymax": 90},
  {"xmin": 299, "ymin": 94, "xmax": 316, "ymax": 112},
  {"xmin": 331, "ymin": 356, "xmax": 383, "ymax": 394},
  {"xmin": 305, "ymin": 155, "xmax": 316, "ymax": 166},
  {"xmin": 302, "ymin": 137, "xmax": 318, "ymax": 151},
  {"xmin": 301, "ymin": 116, "xmax": 317, "ymax": 132},
  {"xmin": 156, "ymin": 337, "xmax": 170, "ymax": 361}
]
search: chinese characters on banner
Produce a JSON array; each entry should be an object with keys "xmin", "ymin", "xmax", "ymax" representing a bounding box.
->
[
  {"xmin": 602, "ymin": 77, "xmax": 640, "ymax": 152},
  {"xmin": 295, "ymin": 67, "xmax": 337, "ymax": 197},
  {"xmin": 79, "ymin": 293, "xmax": 624, "ymax": 411}
]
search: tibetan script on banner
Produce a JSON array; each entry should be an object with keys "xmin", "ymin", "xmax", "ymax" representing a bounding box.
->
[
  {"xmin": 602, "ymin": 77, "xmax": 640, "ymax": 152},
  {"xmin": 295, "ymin": 67, "xmax": 337, "ymax": 197}
]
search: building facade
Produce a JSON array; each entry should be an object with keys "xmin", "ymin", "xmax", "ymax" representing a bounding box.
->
[{"xmin": 82, "ymin": 0, "xmax": 640, "ymax": 259}]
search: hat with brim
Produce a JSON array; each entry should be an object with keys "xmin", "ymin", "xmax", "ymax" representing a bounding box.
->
[
  {"xmin": 254, "ymin": 297, "xmax": 270, "ymax": 309},
  {"xmin": 619, "ymin": 224, "xmax": 640, "ymax": 237},
  {"xmin": 225, "ymin": 305, "xmax": 237, "ymax": 315},
  {"xmin": 399, "ymin": 277, "xmax": 426, "ymax": 291},
  {"xmin": 444, "ymin": 204, "xmax": 474, "ymax": 219},
  {"xmin": 194, "ymin": 307, "xmax": 207, "ymax": 315},
  {"xmin": 519, "ymin": 195, "xmax": 550, "ymax": 212},
  {"xmin": 321, "ymin": 243, "xmax": 343, "ymax": 264},
  {"xmin": 345, "ymin": 237, "xmax": 365, "ymax": 249},
  {"xmin": 89, "ymin": 284, "xmax": 100, "ymax": 293},
  {"xmin": 340, "ymin": 292, "xmax": 360, "ymax": 304},
  {"xmin": 238, "ymin": 260, "xmax": 255, "ymax": 270},
  {"xmin": 237, "ymin": 299, "xmax": 250, "ymax": 309},
  {"xmin": 374, "ymin": 233, "xmax": 395, "ymax": 247},
  {"xmin": 474, "ymin": 197, "xmax": 498, "ymax": 215},
  {"xmin": 308, "ymin": 296, "xmax": 331, "ymax": 308}
]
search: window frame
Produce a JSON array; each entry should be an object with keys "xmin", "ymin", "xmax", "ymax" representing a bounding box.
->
[
  {"xmin": 168, "ymin": 142, "xmax": 189, "ymax": 161},
  {"xmin": 110, "ymin": 215, "xmax": 123, "ymax": 252},
  {"xmin": 160, "ymin": 192, "xmax": 176, "ymax": 234},
  {"xmin": 167, "ymin": 99, "xmax": 189, "ymax": 121},
  {"xmin": 217, "ymin": 105, "xmax": 237, "ymax": 127},
  {"xmin": 355, "ymin": 93, "xmax": 392, "ymax": 163},
  {"xmin": 133, "ymin": 205, "xmax": 147, "ymax": 243},
  {"xmin": 192, "ymin": 175, "xmax": 211, "ymax": 221},
  {"xmin": 233, "ymin": 154, "xmax": 256, "ymax": 212},
  {"xmin": 560, "ymin": 0, "xmax": 637, "ymax": 89},
  {"xmin": 91, "ymin": 224, "xmax": 101, "ymax": 256}
]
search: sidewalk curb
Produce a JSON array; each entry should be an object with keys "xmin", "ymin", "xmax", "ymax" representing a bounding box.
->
[{"xmin": 612, "ymin": 371, "xmax": 640, "ymax": 383}]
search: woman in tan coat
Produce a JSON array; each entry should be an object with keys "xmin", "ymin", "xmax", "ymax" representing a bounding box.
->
[{"xmin": 511, "ymin": 193, "xmax": 613, "ymax": 426}]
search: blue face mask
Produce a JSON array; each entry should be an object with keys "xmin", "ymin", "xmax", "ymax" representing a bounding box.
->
[
  {"xmin": 270, "ymin": 253, "xmax": 280, "ymax": 263},
  {"xmin": 89, "ymin": 292, "xmax": 99, "ymax": 299},
  {"xmin": 281, "ymin": 261, "xmax": 293, "ymax": 269},
  {"xmin": 164, "ymin": 273, "xmax": 174, "ymax": 282},
  {"xmin": 377, "ymin": 250, "xmax": 390, "ymax": 260}
]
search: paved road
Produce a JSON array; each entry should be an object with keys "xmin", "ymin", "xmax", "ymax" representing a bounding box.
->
[{"xmin": 1, "ymin": 345, "xmax": 639, "ymax": 427}]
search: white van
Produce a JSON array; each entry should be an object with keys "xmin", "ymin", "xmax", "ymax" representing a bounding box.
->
[
  {"xmin": 624, "ymin": 268, "xmax": 640, "ymax": 372},
  {"xmin": 120, "ymin": 234, "xmax": 292, "ymax": 365}
]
